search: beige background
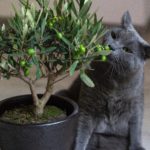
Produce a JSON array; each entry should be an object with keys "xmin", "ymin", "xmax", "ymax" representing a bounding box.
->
[
  {"xmin": 0, "ymin": 0, "xmax": 150, "ymax": 149},
  {"xmin": 0, "ymin": 0, "xmax": 150, "ymax": 26}
]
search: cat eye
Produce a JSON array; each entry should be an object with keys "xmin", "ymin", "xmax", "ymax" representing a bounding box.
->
[
  {"xmin": 123, "ymin": 47, "xmax": 132, "ymax": 53},
  {"xmin": 111, "ymin": 31, "xmax": 117, "ymax": 39}
]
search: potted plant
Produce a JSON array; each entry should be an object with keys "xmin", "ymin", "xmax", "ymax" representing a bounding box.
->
[{"xmin": 0, "ymin": 0, "xmax": 109, "ymax": 149}]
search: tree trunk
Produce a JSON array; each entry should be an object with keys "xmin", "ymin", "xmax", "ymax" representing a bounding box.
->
[
  {"xmin": 30, "ymin": 74, "xmax": 55, "ymax": 116},
  {"xmin": 34, "ymin": 102, "xmax": 45, "ymax": 116}
]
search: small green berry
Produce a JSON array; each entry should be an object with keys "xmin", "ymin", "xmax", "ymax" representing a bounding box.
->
[
  {"xmin": 27, "ymin": 48, "xmax": 36, "ymax": 56},
  {"xmin": 54, "ymin": 16, "xmax": 58, "ymax": 20},
  {"xmin": 49, "ymin": 22, "xmax": 53, "ymax": 28},
  {"xmin": 96, "ymin": 45, "xmax": 103, "ymax": 51},
  {"xmin": 79, "ymin": 44, "xmax": 86, "ymax": 54},
  {"xmin": 19, "ymin": 60, "xmax": 26, "ymax": 67},
  {"xmin": 57, "ymin": 32, "xmax": 63, "ymax": 39},
  {"xmin": 24, "ymin": 68, "xmax": 30, "ymax": 77},
  {"xmin": 101, "ymin": 55, "xmax": 107, "ymax": 62},
  {"xmin": 104, "ymin": 45, "xmax": 110, "ymax": 50}
]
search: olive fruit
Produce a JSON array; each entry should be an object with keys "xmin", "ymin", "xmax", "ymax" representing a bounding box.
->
[
  {"xmin": 104, "ymin": 45, "xmax": 110, "ymax": 50},
  {"xmin": 27, "ymin": 48, "xmax": 36, "ymax": 56},
  {"xmin": 19, "ymin": 60, "xmax": 26, "ymax": 67},
  {"xmin": 101, "ymin": 55, "xmax": 107, "ymax": 62},
  {"xmin": 24, "ymin": 68, "xmax": 30, "ymax": 77},
  {"xmin": 57, "ymin": 32, "xmax": 63, "ymax": 39},
  {"xmin": 79, "ymin": 44, "xmax": 86, "ymax": 54}
]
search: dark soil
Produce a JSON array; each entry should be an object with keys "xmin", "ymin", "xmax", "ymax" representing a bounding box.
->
[{"xmin": 0, "ymin": 105, "xmax": 66, "ymax": 124}]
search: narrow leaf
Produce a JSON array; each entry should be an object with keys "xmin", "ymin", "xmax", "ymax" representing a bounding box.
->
[
  {"xmin": 36, "ymin": 66, "xmax": 42, "ymax": 79},
  {"xmin": 99, "ymin": 50, "xmax": 112, "ymax": 56},
  {"xmin": 80, "ymin": 71, "xmax": 95, "ymax": 87},
  {"xmin": 79, "ymin": 0, "xmax": 92, "ymax": 18},
  {"xmin": 41, "ymin": 12, "xmax": 48, "ymax": 35},
  {"xmin": 41, "ymin": 47, "xmax": 56, "ymax": 54},
  {"xmin": 61, "ymin": 36, "xmax": 75, "ymax": 49},
  {"xmin": 70, "ymin": 60, "xmax": 79, "ymax": 76}
]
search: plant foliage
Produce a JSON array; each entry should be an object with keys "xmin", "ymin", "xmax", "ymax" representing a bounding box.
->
[{"xmin": 0, "ymin": 0, "xmax": 109, "ymax": 87}]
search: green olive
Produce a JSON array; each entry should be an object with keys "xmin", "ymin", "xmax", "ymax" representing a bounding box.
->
[
  {"xmin": 57, "ymin": 32, "xmax": 63, "ymax": 39},
  {"xmin": 96, "ymin": 44, "xmax": 103, "ymax": 51},
  {"xmin": 49, "ymin": 22, "xmax": 53, "ymax": 28},
  {"xmin": 101, "ymin": 55, "xmax": 107, "ymax": 62},
  {"xmin": 104, "ymin": 45, "xmax": 110, "ymax": 50},
  {"xmin": 54, "ymin": 16, "xmax": 58, "ymax": 21},
  {"xmin": 19, "ymin": 60, "xmax": 26, "ymax": 67},
  {"xmin": 27, "ymin": 48, "xmax": 36, "ymax": 56},
  {"xmin": 79, "ymin": 44, "xmax": 86, "ymax": 54},
  {"xmin": 24, "ymin": 68, "xmax": 30, "ymax": 77}
]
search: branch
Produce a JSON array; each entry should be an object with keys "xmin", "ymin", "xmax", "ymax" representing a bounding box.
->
[
  {"xmin": 18, "ymin": 69, "xmax": 31, "ymax": 84},
  {"xmin": 18, "ymin": 69, "xmax": 39, "ymax": 106},
  {"xmin": 28, "ymin": 81, "xmax": 39, "ymax": 106},
  {"xmin": 40, "ymin": 73, "xmax": 55, "ymax": 106},
  {"xmin": 49, "ymin": 73, "xmax": 69, "ymax": 87}
]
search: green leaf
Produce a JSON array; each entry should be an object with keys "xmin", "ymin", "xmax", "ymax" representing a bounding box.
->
[
  {"xmin": 41, "ymin": 47, "xmax": 56, "ymax": 54},
  {"xmin": 80, "ymin": 71, "xmax": 95, "ymax": 87},
  {"xmin": 70, "ymin": 60, "xmax": 79, "ymax": 76},
  {"xmin": 41, "ymin": 12, "xmax": 48, "ymax": 36},
  {"xmin": 32, "ymin": 56, "xmax": 38, "ymax": 65},
  {"xmin": 79, "ymin": 0, "xmax": 92, "ymax": 18},
  {"xmin": 87, "ymin": 34, "xmax": 97, "ymax": 47},
  {"xmin": 0, "ymin": 61, "xmax": 8, "ymax": 70},
  {"xmin": 99, "ymin": 50, "xmax": 112, "ymax": 56},
  {"xmin": 36, "ymin": 0, "xmax": 49, "ymax": 8},
  {"xmin": 70, "ymin": 1, "xmax": 78, "ymax": 17},
  {"xmin": 8, "ymin": 52, "xmax": 26, "ymax": 57},
  {"xmin": 36, "ymin": 66, "xmax": 42, "ymax": 79},
  {"xmin": 56, "ymin": 0, "xmax": 64, "ymax": 15},
  {"xmin": 19, "ymin": 0, "xmax": 30, "ymax": 9},
  {"xmin": 32, "ymin": 56, "xmax": 42, "ymax": 79},
  {"xmin": 63, "ymin": 2, "xmax": 69, "ymax": 12},
  {"xmin": 61, "ymin": 36, "xmax": 75, "ymax": 49},
  {"xmin": 79, "ymin": 0, "xmax": 90, "ymax": 10},
  {"xmin": 36, "ymin": 0, "xmax": 43, "ymax": 6},
  {"xmin": 26, "ymin": 9, "xmax": 35, "ymax": 29}
]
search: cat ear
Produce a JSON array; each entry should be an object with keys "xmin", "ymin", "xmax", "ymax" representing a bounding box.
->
[
  {"xmin": 121, "ymin": 11, "xmax": 133, "ymax": 29},
  {"xmin": 144, "ymin": 44, "xmax": 150, "ymax": 59}
]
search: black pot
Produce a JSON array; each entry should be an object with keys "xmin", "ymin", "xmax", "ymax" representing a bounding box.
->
[{"xmin": 0, "ymin": 95, "xmax": 79, "ymax": 150}]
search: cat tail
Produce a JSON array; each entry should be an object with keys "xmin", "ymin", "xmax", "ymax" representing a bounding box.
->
[{"xmin": 87, "ymin": 133, "xmax": 128, "ymax": 150}]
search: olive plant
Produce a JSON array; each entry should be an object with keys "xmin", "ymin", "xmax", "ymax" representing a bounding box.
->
[{"xmin": 0, "ymin": 0, "xmax": 110, "ymax": 116}]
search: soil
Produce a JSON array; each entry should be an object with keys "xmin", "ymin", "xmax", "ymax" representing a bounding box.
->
[{"xmin": 0, "ymin": 105, "xmax": 67, "ymax": 124}]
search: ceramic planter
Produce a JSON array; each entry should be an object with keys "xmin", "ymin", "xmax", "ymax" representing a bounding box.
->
[{"xmin": 0, "ymin": 94, "xmax": 79, "ymax": 150}]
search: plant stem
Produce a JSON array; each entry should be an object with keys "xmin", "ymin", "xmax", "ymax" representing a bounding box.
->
[
  {"xmin": 40, "ymin": 74, "xmax": 55, "ymax": 107},
  {"xmin": 28, "ymin": 82, "xmax": 39, "ymax": 106},
  {"xmin": 19, "ymin": 72, "xmax": 60, "ymax": 116},
  {"xmin": 31, "ymin": 74, "xmax": 55, "ymax": 116}
]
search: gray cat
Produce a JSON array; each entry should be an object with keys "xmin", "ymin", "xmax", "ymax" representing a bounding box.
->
[{"xmin": 57, "ymin": 11, "xmax": 150, "ymax": 150}]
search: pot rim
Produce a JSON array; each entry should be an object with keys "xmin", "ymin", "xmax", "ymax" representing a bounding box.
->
[{"xmin": 0, "ymin": 94, "xmax": 79, "ymax": 127}]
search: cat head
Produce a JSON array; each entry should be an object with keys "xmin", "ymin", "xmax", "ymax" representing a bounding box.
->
[{"xmin": 103, "ymin": 11, "xmax": 150, "ymax": 74}]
